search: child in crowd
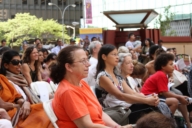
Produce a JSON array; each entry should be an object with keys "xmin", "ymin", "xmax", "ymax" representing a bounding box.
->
[{"xmin": 141, "ymin": 53, "xmax": 191, "ymax": 128}]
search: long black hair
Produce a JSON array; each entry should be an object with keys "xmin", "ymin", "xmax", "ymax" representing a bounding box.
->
[
  {"xmin": 144, "ymin": 38, "xmax": 153, "ymax": 47},
  {"xmin": 45, "ymin": 53, "xmax": 57, "ymax": 63},
  {"xmin": 95, "ymin": 44, "xmax": 116, "ymax": 78},
  {"xmin": 0, "ymin": 50, "xmax": 20, "ymax": 75}
]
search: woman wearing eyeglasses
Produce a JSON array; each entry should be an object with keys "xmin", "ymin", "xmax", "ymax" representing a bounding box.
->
[
  {"xmin": 50, "ymin": 45, "xmax": 132, "ymax": 128},
  {"xmin": 21, "ymin": 46, "xmax": 42, "ymax": 86},
  {"xmin": 0, "ymin": 50, "xmax": 53, "ymax": 128}
]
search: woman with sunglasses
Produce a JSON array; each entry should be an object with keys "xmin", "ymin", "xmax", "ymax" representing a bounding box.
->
[
  {"xmin": 50, "ymin": 45, "xmax": 132, "ymax": 128},
  {"xmin": 0, "ymin": 50, "xmax": 52, "ymax": 127},
  {"xmin": 95, "ymin": 44, "xmax": 159, "ymax": 124},
  {"xmin": 21, "ymin": 46, "xmax": 42, "ymax": 86},
  {"xmin": 0, "ymin": 50, "xmax": 41, "ymax": 104}
]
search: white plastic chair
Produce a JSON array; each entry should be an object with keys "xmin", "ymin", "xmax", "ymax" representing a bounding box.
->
[
  {"xmin": 43, "ymin": 100, "xmax": 59, "ymax": 128},
  {"xmin": 30, "ymin": 81, "xmax": 55, "ymax": 102},
  {"xmin": 49, "ymin": 81, "xmax": 58, "ymax": 92}
]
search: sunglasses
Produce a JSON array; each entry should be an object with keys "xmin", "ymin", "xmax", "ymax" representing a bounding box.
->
[{"xmin": 10, "ymin": 60, "xmax": 23, "ymax": 65}]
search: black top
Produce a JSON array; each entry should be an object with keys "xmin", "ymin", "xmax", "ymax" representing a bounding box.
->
[{"xmin": 28, "ymin": 64, "xmax": 37, "ymax": 82}]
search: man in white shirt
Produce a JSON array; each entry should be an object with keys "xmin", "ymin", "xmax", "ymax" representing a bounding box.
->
[
  {"xmin": 125, "ymin": 33, "xmax": 135, "ymax": 50},
  {"xmin": 51, "ymin": 39, "xmax": 64, "ymax": 55},
  {"xmin": 158, "ymin": 40, "xmax": 167, "ymax": 51},
  {"xmin": 125, "ymin": 33, "xmax": 141, "ymax": 52},
  {"xmin": 85, "ymin": 41, "xmax": 102, "ymax": 94},
  {"xmin": 88, "ymin": 41, "xmax": 102, "ymax": 66}
]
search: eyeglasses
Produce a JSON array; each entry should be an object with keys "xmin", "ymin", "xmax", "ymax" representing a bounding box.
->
[
  {"xmin": 10, "ymin": 60, "xmax": 22, "ymax": 65},
  {"xmin": 73, "ymin": 58, "xmax": 89, "ymax": 65},
  {"xmin": 110, "ymin": 53, "xmax": 118, "ymax": 56}
]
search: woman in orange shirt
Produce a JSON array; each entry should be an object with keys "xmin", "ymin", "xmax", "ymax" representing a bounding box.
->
[{"xmin": 50, "ymin": 45, "xmax": 132, "ymax": 128}]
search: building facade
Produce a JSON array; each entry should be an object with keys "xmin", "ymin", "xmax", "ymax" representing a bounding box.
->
[
  {"xmin": 0, "ymin": 0, "xmax": 83, "ymax": 35},
  {"xmin": 90, "ymin": 0, "xmax": 192, "ymax": 29}
]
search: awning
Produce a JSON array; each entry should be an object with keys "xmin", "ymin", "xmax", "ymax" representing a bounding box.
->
[{"xmin": 103, "ymin": 9, "xmax": 158, "ymax": 28}]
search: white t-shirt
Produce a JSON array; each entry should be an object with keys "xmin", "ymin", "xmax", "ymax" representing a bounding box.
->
[
  {"xmin": 89, "ymin": 57, "xmax": 98, "ymax": 66},
  {"xmin": 51, "ymin": 45, "xmax": 65, "ymax": 55},
  {"xmin": 125, "ymin": 41, "xmax": 134, "ymax": 49},
  {"xmin": 133, "ymin": 40, "xmax": 141, "ymax": 48},
  {"xmin": 162, "ymin": 46, "xmax": 167, "ymax": 51},
  {"xmin": 84, "ymin": 57, "xmax": 98, "ymax": 95}
]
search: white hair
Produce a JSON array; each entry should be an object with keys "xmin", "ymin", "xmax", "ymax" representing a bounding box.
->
[
  {"xmin": 88, "ymin": 41, "xmax": 101, "ymax": 55},
  {"xmin": 118, "ymin": 46, "xmax": 129, "ymax": 54},
  {"xmin": 115, "ymin": 53, "xmax": 132, "ymax": 75}
]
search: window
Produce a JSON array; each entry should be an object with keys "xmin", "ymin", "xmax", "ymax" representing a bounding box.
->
[
  {"xmin": 22, "ymin": 0, "xmax": 27, "ymax": 4},
  {"xmin": 41, "ymin": 0, "xmax": 51, "ymax": 5},
  {"xmin": 11, "ymin": 15, "xmax": 15, "ymax": 19},
  {"xmin": 41, "ymin": 0, "xmax": 45, "ymax": 4},
  {"xmin": 74, "ymin": 1, "xmax": 82, "ymax": 6},
  {"xmin": 34, "ymin": 0, "xmax": 38, "ymax": 5},
  {"xmin": 58, "ymin": 0, "xmax": 67, "ymax": 5}
]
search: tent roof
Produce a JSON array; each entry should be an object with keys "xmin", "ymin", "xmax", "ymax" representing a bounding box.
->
[{"xmin": 103, "ymin": 9, "xmax": 158, "ymax": 28}]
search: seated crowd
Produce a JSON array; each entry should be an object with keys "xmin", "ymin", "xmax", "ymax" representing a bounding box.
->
[{"xmin": 0, "ymin": 37, "xmax": 191, "ymax": 128}]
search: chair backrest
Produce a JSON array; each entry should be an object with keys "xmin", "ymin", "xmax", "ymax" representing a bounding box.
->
[
  {"xmin": 43, "ymin": 100, "xmax": 59, "ymax": 128},
  {"xmin": 49, "ymin": 81, "xmax": 58, "ymax": 92},
  {"xmin": 31, "ymin": 81, "xmax": 54, "ymax": 102}
]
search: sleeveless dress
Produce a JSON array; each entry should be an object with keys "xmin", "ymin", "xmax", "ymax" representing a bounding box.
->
[
  {"xmin": 96, "ymin": 71, "xmax": 132, "ymax": 108},
  {"xmin": 28, "ymin": 64, "xmax": 37, "ymax": 82}
]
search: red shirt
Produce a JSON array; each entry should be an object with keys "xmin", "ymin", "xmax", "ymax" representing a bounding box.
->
[
  {"xmin": 52, "ymin": 79, "xmax": 105, "ymax": 128},
  {"xmin": 141, "ymin": 71, "xmax": 168, "ymax": 95}
]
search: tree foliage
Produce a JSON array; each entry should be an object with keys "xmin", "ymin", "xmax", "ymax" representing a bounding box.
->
[
  {"xmin": 0, "ymin": 13, "xmax": 70, "ymax": 46},
  {"xmin": 154, "ymin": 5, "xmax": 176, "ymax": 36}
]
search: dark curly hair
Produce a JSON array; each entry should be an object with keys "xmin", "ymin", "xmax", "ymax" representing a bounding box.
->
[
  {"xmin": 154, "ymin": 53, "xmax": 174, "ymax": 71},
  {"xmin": 149, "ymin": 45, "xmax": 160, "ymax": 60},
  {"xmin": 50, "ymin": 45, "xmax": 82, "ymax": 83}
]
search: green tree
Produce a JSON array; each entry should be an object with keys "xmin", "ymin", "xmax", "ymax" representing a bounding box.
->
[
  {"xmin": 154, "ymin": 5, "xmax": 176, "ymax": 36},
  {"xmin": 0, "ymin": 13, "xmax": 70, "ymax": 46}
]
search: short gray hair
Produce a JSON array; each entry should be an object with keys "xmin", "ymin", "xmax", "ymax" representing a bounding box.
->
[
  {"xmin": 115, "ymin": 53, "xmax": 132, "ymax": 75},
  {"xmin": 118, "ymin": 46, "xmax": 129, "ymax": 54},
  {"xmin": 88, "ymin": 41, "xmax": 101, "ymax": 55}
]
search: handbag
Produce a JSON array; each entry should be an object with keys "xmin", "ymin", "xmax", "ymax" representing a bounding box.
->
[
  {"xmin": 173, "ymin": 70, "xmax": 187, "ymax": 87},
  {"xmin": 103, "ymin": 106, "xmax": 131, "ymax": 125}
]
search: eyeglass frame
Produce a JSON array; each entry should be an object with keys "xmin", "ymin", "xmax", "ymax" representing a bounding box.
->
[{"xmin": 73, "ymin": 58, "xmax": 89, "ymax": 65}]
